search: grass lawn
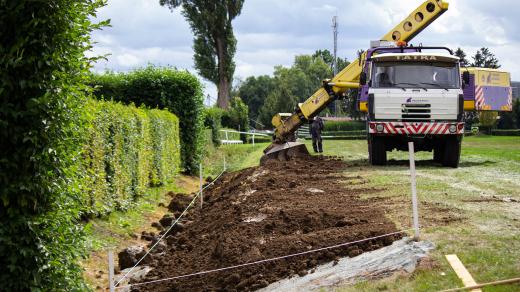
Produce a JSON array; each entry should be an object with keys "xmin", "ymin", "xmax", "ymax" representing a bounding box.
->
[{"xmin": 313, "ymin": 136, "xmax": 520, "ymax": 292}]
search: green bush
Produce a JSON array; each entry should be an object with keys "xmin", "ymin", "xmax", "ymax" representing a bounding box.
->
[
  {"xmin": 491, "ymin": 129, "xmax": 520, "ymax": 136},
  {"xmin": 222, "ymin": 97, "xmax": 249, "ymax": 130},
  {"xmin": 90, "ymin": 66, "xmax": 204, "ymax": 174},
  {"xmin": 82, "ymin": 100, "xmax": 180, "ymax": 216},
  {"xmin": 0, "ymin": 0, "xmax": 106, "ymax": 289},
  {"xmin": 204, "ymin": 107, "xmax": 225, "ymax": 146},
  {"xmin": 323, "ymin": 120, "xmax": 366, "ymax": 131}
]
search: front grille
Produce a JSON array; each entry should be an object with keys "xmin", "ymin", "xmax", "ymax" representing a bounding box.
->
[{"xmin": 401, "ymin": 103, "xmax": 431, "ymax": 121}]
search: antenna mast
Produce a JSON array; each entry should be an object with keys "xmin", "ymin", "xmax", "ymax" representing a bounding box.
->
[{"xmin": 332, "ymin": 15, "xmax": 338, "ymax": 76}]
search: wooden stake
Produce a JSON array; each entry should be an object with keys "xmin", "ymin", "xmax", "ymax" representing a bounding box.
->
[
  {"xmin": 441, "ymin": 277, "xmax": 520, "ymax": 292},
  {"xmin": 108, "ymin": 250, "xmax": 115, "ymax": 292},
  {"xmin": 199, "ymin": 162, "xmax": 203, "ymax": 208},
  {"xmin": 408, "ymin": 141, "xmax": 420, "ymax": 241},
  {"xmin": 445, "ymin": 254, "xmax": 482, "ymax": 292}
]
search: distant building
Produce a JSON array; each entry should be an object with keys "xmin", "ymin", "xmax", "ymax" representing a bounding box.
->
[{"xmin": 512, "ymin": 81, "xmax": 520, "ymax": 100}]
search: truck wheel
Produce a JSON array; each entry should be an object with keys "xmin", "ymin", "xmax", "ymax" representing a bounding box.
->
[
  {"xmin": 433, "ymin": 143, "xmax": 445, "ymax": 163},
  {"xmin": 442, "ymin": 136, "xmax": 461, "ymax": 168},
  {"xmin": 369, "ymin": 136, "xmax": 387, "ymax": 166}
]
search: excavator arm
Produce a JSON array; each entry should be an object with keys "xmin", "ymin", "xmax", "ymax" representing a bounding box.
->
[{"xmin": 263, "ymin": 0, "xmax": 449, "ymax": 160}]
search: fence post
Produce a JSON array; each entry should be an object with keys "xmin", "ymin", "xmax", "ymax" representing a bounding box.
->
[
  {"xmin": 199, "ymin": 162, "xmax": 203, "ymax": 208},
  {"xmin": 108, "ymin": 250, "xmax": 115, "ymax": 292},
  {"xmin": 223, "ymin": 155, "xmax": 226, "ymax": 171},
  {"xmin": 225, "ymin": 130, "xmax": 228, "ymax": 141},
  {"xmin": 408, "ymin": 141, "xmax": 420, "ymax": 241},
  {"xmin": 252, "ymin": 132, "xmax": 255, "ymax": 146}
]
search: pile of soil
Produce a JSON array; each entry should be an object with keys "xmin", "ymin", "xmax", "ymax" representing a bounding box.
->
[{"xmin": 133, "ymin": 156, "xmax": 401, "ymax": 291}]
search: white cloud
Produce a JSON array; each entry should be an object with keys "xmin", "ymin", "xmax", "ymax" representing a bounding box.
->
[{"xmin": 116, "ymin": 53, "xmax": 140, "ymax": 67}]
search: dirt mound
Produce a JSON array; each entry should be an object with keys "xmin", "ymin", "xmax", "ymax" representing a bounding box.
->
[{"xmin": 133, "ymin": 156, "xmax": 401, "ymax": 291}]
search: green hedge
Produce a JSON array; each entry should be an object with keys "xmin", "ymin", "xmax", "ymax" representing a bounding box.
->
[
  {"xmin": 0, "ymin": 0, "xmax": 106, "ymax": 289},
  {"xmin": 491, "ymin": 129, "xmax": 520, "ymax": 136},
  {"xmin": 322, "ymin": 130, "xmax": 367, "ymax": 136},
  {"xmin": 90, "ymin": 66, "xmax": 204, "ymax": 174},
  {"xmin": 82, "ymin": 100, "xmax": 180, "ymax": 216},
  {"xmin": 323, "ymin": 120, "xmax": 366, "ymax": 131}
]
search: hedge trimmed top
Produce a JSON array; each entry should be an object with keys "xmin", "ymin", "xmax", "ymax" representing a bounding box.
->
[{"xmin": 90, "ymin": 66, "xmax": 205, "ymax": 174}]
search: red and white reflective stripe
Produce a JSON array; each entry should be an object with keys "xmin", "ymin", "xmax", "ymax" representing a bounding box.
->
[
  {"xmin": 369, "ymin": 122, "xmax": 463, "ymax": 135},
  {"xmin": 475, "ymin": 85, "xmax": 485, "ymax": 109},
  {"xmin": 508, "ymin": 87, "xmax": 513, "ymax": 107}
]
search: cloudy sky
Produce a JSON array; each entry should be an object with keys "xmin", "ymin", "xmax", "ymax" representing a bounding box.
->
[{"xmin": 90, "ymin": 0, "xmax": 520, "ymax": 104}]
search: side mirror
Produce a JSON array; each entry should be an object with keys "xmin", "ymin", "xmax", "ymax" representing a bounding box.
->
[
  {"xmin": 462, "ymin": 71, "xmax": 470, "ymax": 85},
  {"xmin": 360, "ymin": 72, "xmax": 367, "ymax": 85}
]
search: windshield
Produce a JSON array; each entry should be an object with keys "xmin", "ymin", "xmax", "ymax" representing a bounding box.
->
[{"xmin": 371, "ymin": 61, "xmax": 460, "ymax": 89}]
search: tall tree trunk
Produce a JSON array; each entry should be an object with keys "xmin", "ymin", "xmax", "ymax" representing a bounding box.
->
[
  {"xmin": 216, "ymin": 37, "xmax": 229, "ymax": 109},
  {"xmin": 218, "ymin": 75, "xmax": 230, "ymax": 109}
]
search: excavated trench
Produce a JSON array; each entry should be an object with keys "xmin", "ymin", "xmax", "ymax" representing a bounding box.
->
[{"xmin": 129, "ymin": 155, "xmax": 402, "ymax": 291}]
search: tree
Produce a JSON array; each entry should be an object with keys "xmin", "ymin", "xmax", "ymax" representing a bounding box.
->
[
  {"xmin": 222, "ymin": 96, "xmax": 249, "ymax": 140},
  {"xmin": 479, "ymin": 111, "xmax": 498, "ymax": 134},
  {"xmin": 312, "ymin": 49, "xmax": 350, "ymax": 74},
  {"xmin": 471, "ymin": 47, "xmax": 500, "ymax": 69},
  {"xmin": 258, "ymin": 55, "xmax": 331, "ymax": 126},
  {"xmin": 160, "ymin": 0, "xmax": 244, "ymax": 108},
  {"xmin": 497, "ymin": 110, "xmax": 515, "ymax": 129},
  {"xmin": 237, "ymin": 75, "xmax": 276, "ymax": 122},
  {"xmin": 454, "ymin": 47, "xmax": 469, "ymax": 67}
]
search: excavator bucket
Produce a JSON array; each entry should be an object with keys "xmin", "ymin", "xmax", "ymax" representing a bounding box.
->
[{"xmin": 260, "ymin": 142, "xmax": 310, "ymax": 165}]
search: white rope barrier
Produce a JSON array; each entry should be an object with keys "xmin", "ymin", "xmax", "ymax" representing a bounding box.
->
[
  {"xmin": 114, "ymin": 167, "xmax": 227, "ymax": 287},
  {"xmin": 115, "ymin": 229, "xmax": 411, "ymax": 290}
]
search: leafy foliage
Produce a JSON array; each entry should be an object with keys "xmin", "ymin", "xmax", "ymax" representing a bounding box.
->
[
  {"xmin": 322, "ymin": 120, "xmax": 366, "ymax": 132},
  {"xmin": 236, "ymin": 75, "xmax": 276, "ymax": 123},
  {"xmin": 257, "ymin": 54, "xmax": 332, "ymax": 126},
  {"xmin": 203, "ymin": 107, "xmax": 225, "ymax": 146},
  {"xmin": 0, "ymin": 0, "xmax": 107, "ymax": 289},
  {"xmin": 471, "ymin": 47, "xmax": 500, "ymax": 69},
  {"xmin": 498, "ymin": 99, "xmax": 520, "ymax": 129},
  {"xmin": 479, "ymin": 111, "xmax": 499, "ymax": 134},
  {"xmin": 454, "ymin": 47, "xmax": 469, "ymax": 67},
  {"xmin": 82, "ymin": 100, "xmax": 180, "ymax": 216},
  {"xmin": 235, "ymin": 50, "xmax": 355, "ymax": 129},
  {"xmin": 90, "ymin": 66, "xmax": 204, "ymax": 174},
  {"xmin": 222, "ymin": 97, "xmax": 249, "ymax": 130},
  {"xmin": 312, "ymin": 49, "xmax": 350, "ymax": 73},
  {"xmin": 160, "ymin": 0, "xmax": 244, "ymax": 108},
  {"xmin": 204, "ymin": 98, "xmax": 249, "ymax": 144}
]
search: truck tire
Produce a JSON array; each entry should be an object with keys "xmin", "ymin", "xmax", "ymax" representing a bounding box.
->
[
  {"xmin": 433, "ymin": 143, "xmax": 445, "ymax": 163},
  {"xmin": 442, "ymin": 136, "xmax": 461, "ymax": 168},
  {"xmin": 369, "ymin": 136, "xmax": 387, "ymax": 166}
]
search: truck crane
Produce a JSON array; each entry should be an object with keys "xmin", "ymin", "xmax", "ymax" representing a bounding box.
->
[{"xmin": 261, "ymin": 0, "xmax": 512, "ymax": 168}]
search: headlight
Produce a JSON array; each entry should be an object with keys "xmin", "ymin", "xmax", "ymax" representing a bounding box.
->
[
  {"xmin": 449, "ymin": 124, "xmax": 457, "ymax": 133},
  {"xmin": 376, "ymin": 124, "xmax": 384, "ymax": 132}
]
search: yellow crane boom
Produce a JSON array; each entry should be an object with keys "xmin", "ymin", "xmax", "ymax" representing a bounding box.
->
[{"xmin": 269, "ymin": 0, "xmax": 449, "ymax": 146}]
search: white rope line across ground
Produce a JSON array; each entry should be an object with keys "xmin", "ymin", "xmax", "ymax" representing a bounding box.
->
[
  {"xmin": 115, "ymin": 229, "xmax": 411, "ymax": 290},
  {"xmin": 115, "ymin": 167, "xmax": 227, "ymax": 287}
]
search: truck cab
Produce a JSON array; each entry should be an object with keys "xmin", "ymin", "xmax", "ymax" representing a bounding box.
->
[{"xmin": 359, "ymin": 45, "xmax": 465, "ymax": 167}]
